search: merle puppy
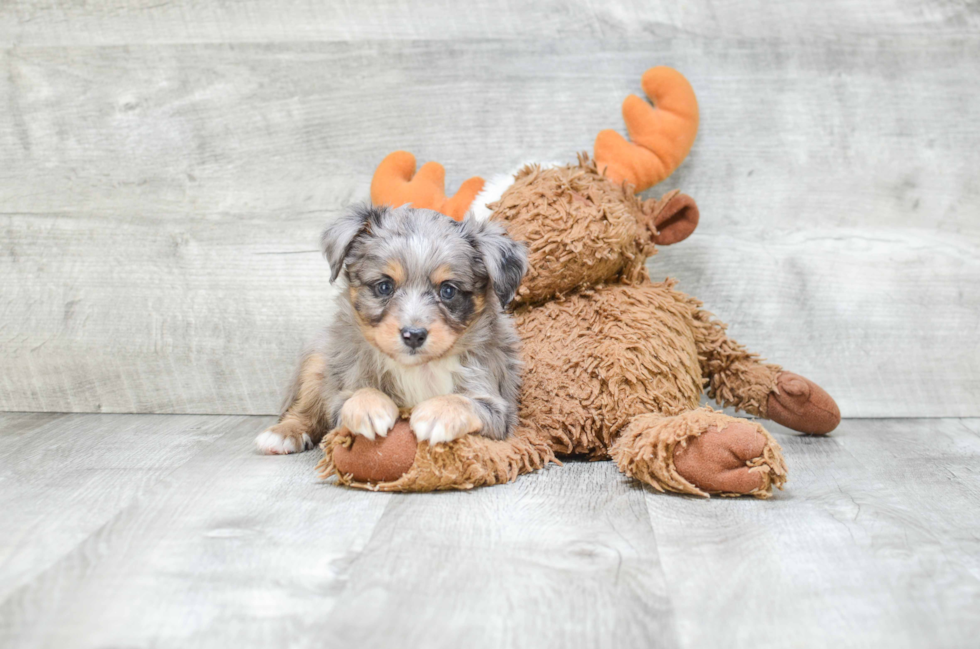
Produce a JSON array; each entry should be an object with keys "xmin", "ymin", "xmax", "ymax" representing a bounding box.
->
[{"xmin": 256, "ymin": 205, "xmax": 528, "ymax": 454}]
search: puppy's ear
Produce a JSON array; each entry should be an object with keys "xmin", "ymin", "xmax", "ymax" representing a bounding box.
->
[
  {"xmin": 464, "ymin": 219, "xmax": 528, "ymax": 307},
  {"xmin": 321, "ymin": 205, "xmax": 384, "ymax": 282}
]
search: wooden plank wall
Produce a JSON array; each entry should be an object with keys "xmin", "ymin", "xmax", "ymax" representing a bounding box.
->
[{"xmin": 1, "ymin": 1, "xmax": 978, "ymax": 416}]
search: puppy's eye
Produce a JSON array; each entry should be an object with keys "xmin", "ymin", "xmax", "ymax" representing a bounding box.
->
[
  {"xmin": 439, "ymin": 282, "xmax": 457, "ymax": 301},
  {"xmin": 374, "ymin": 279, "xmax": 394, "ymax": 297}
]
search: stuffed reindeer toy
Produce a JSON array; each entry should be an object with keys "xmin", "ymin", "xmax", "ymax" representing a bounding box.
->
[{"xmin": 314, "ymin": 66, "xmax": 840, "ymax": 497}]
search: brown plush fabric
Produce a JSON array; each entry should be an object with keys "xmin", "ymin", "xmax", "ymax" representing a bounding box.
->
[
  {"xmin": 639, "ymin": 189, "xmax": 700, "ymax": 246},
  {"xmin": 767, "ymin": 372, "xmax": 842, "ymax": 435},
  {"xmin": 490, "ymin": 156, "xmax": 652, "ymax": 305},
  {"xmin": 610, "ymin": 408, "xmax": 787, "ymax": 499},
  {"xmin": 513, "ymin": 281, "xmax": 704, "ymax": 458},
  {"xmin": 329, "ymin": 420, "xmax": 418, "ymax": 483},
  {"xmin": 318, "ymin": 423, "xmax": 556, "ymax": 492},
  {"xmin": 689, "ymin": 310, "xmax": 782, "ymax": 417}
]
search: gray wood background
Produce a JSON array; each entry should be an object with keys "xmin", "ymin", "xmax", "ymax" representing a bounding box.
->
[{"xmin": 1, "ymin": 0, "xmax": 978, "ymax": 418}]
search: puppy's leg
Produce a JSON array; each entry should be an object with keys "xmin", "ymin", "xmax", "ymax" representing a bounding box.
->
[
  {"xmin": 255, "ymin": 352, "xmax": 328, "ymax": 455},
  {"xmin": 340, "ymin": 388, "xmax": 399, "ymax": 441},
  {"xmin": 410, "ymin": 395, "xmax": 483, "ymax": 445},
  {"xmin": 470, "ymin": 395, "xmax": 515, "ymax": 441}
]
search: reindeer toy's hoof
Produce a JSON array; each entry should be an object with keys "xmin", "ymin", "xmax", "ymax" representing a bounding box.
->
[
  {"xmin": 612, "ymin": 409, "xmax": 787, "ymax": 499},
  {"xmin": 329, "ymin": 419, "xmax": 417, "ymax": 484},
  {"xmin": 767, "ymin": 372, "xmax": 841, "ymax": 435}
]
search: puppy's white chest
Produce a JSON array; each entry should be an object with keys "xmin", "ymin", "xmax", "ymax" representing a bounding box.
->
[{"xmin": 385, "ymin": 356, "xmax": 461, "ymax": 407}]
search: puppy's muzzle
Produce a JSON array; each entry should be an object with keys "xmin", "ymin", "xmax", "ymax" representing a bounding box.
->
[{"xmin": 400, "ymin": 327, "xmax": 428, "ymax": 349}]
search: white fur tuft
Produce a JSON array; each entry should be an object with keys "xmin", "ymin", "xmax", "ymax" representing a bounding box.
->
[
  {"xmin": 469, "ymin": 161, "xmax": 563, "ymax": 221},
  {"xmin": 383, "ymin": 354, "xmax": 461, "ymax": 407},
  {"xmin": 255, "ymin": 429, "xmax": 312, "ymax": 455}
]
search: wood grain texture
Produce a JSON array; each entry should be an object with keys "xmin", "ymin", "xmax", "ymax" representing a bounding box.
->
[
  {"xmin": 0, "ymin": 0, "xmax": 977, "ymax": 46},
  {"xmin": 1, "ymin": 414, "xmax": 978, "ymax": 647},
  {"xmin": 3, "ymin": 39, "xmax": 979, "ymax": 225},
  {"xmin": 0, "ymin": 413, "xmax": 392, "ymax": 647},
  {"xmin": 2, "ymin": 35, "xmax": 978, "ymax": 416},
  {"xmin": 646, "ymin": 417, "xmax": 980, "ymax": 649},
  {"xmin": 314, "ymin": 462, "xmax": 678, "ymax": 648},
  {"xmin": 0, "ymin": 413, "xmax": 238, "ymax": 601}
]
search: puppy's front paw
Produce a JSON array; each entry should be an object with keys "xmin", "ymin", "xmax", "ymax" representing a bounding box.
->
[
  {"xmin": 410, "ymin": 395, "xmax": 482, "ymax": 445},
  {"xmin": 341, "ymin": 388, "xmax": 399, "ymax": 441},
  {"xmin": 255, "ymin": 420, "xmax": 314, "ymax": 455}
]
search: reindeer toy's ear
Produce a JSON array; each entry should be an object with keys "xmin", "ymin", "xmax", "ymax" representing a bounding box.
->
[
  {"xmin": 370, "ymin": 151, "xmax": 484, "ymax": 221},
  {"xmin": 641, "ymin": 189, "xmax": 700, "ymax": 246}
]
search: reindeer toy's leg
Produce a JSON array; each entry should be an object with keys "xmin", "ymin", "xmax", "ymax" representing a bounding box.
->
[
  {"xmin": 318, "ymin": 420, "xmax": 556, "ymax": 491},
  {"xmin": 691, "ymin": 312, "xmax": 841, "ymax": 436},
  {"xmin": 610, "ymin": 408, "xmax": 787, "ymax": 498},
  {"xmin": 609, "ymin": 305, "xmax": 839, "ymax": 498}
]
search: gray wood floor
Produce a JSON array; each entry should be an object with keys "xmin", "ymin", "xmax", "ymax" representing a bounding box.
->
[{"xmin": 1, "ymin": 413, "xmax": 978, "ymax": 648}]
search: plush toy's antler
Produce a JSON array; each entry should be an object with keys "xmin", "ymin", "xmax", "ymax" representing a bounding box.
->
[
  {"xmin": 370, "ymin": 151, "xmax": 485, "ymax": 222},
  {"xmin": 594, "ymin": 66, "xmax": 699, "ymax": 193}
]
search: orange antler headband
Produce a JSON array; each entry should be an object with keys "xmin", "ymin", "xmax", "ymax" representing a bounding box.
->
[
  {"xmin": 593, "ymin": 66, "xmax": 699, "ymax": 193},
  {"xmin": 370, "ymin": 66, "xmax": 699, "ymax": 218},
  {"xmin": 369, "ymin": 151, "xmax": 484, "ymax": 222}
]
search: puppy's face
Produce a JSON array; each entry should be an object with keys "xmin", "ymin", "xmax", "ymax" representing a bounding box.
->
[{"xmin": 322, "ymin": 206, "xmax": 527, "ymax": 366}]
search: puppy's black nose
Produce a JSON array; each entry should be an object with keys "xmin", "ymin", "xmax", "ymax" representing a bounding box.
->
[{"xmin": 400, "ymin": 327, "xmax": 428, "ymax": 349}]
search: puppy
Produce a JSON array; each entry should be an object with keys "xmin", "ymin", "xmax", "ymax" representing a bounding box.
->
[{"xmin": 255, "ymin": 204, "xmax": 528, "ymax": 454}]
